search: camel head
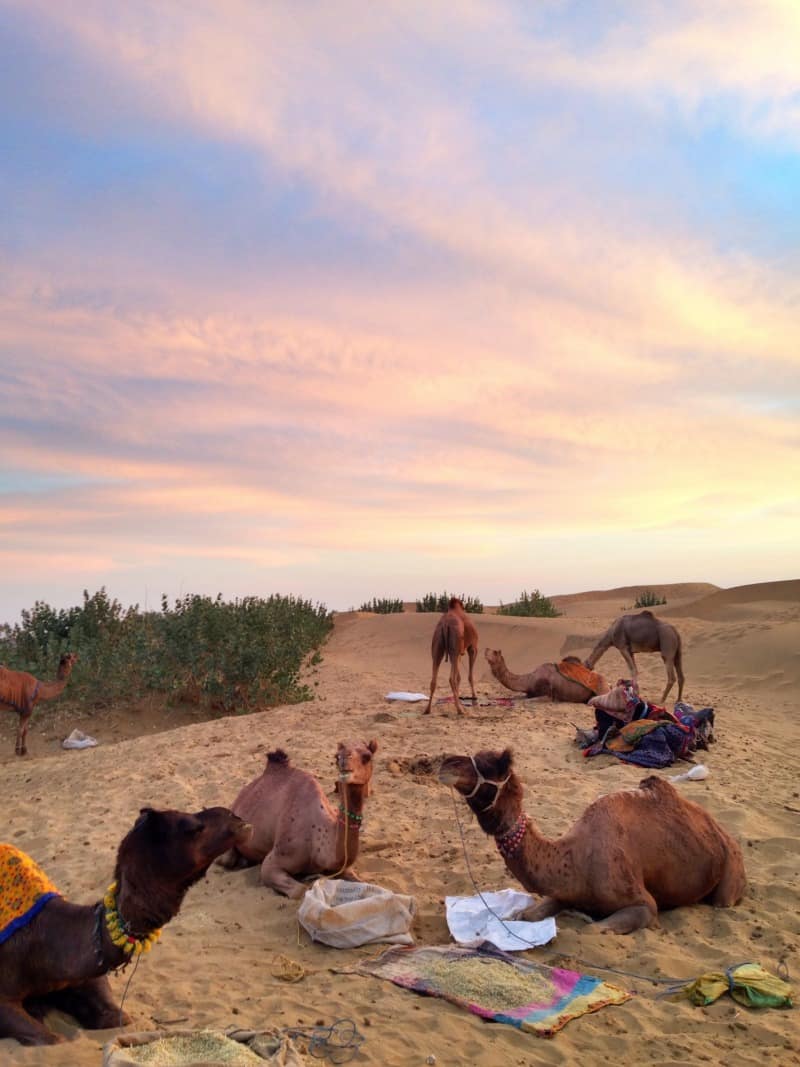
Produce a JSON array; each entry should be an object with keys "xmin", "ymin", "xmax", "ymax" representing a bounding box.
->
[
  {"xmin": 439, "ymin": 748, "xmax": 522, "ymax": 829},
  {"xmin": 58, "ymin": 652, "xmax": 79, "ymax": 675},
  {"xmin": 334, "ymin": 739, "xmax": 378, "ymax": 796},
  {"xmin": 484, "ymin": 648, "xmax": 505, "ymax": 672}
]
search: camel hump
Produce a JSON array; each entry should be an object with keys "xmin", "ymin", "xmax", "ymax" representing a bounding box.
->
[
  {"xmin": 638, "ymin": 610, "xmax": 655, "ymax": 618},
  {"xmin": 266, "ymin": 749, "xmax": 291, "ymax": 767},
  {"xmin": 638, "ymin": 775, "xmax": 678, "ymax": 800}
]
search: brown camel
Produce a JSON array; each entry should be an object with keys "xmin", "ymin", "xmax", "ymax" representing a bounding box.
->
[
  {"xmin": 217, "ymin": 739, "xmax": 378, "ymax": 898},
  {"xmin": 440, "ymin": 748, "xmax": 745, "ymax": 934},
  {"xmin": 0, "ymin": 652, "xmax": 79, "ymax": 756},
  {"xmin": 484, "ymin": 648, "xmax": 609, "ymax": 703},
  {"xmin": 0, "ymin": 806, "xmax": 251, "ymax": 1045},
  {"xmin": 584, "ymin": 610, "xmax": 684, "ymax": 703},
  {"xmin": 425, "ymin": 597, "xmax": 478, "ymax": 715}
]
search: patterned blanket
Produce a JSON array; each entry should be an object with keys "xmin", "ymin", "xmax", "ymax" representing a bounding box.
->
[
  {"xmin": 0, "ymin": 844, "xmax": 60, "ymax": 945},
  {"xmin": 357, "ymin": 943, "xmax": 632, "ymax": 1037}
]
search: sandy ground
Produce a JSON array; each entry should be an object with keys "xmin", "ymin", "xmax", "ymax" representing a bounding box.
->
[{"xmin": 1, "ymin": 579, "xmax": 799, "ymax": 1066}]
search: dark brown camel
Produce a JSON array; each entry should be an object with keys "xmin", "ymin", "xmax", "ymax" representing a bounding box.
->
[
  {"xmin": 424, "ymin": 597, "xmax": 478, "ymax": 715},
  {"xmin": 0, "ymin": 806, "xmax": 250, "ymax": 1045},
  {"xmin": 0, "ymin": 653, "xmax": 79, "ymax": 756},
  {"xmin": 440, "ymin": 748, "xmax": 745, "ymax": 934},
  {"xmin": 584, "ymin": 611, "xmax": 684, "ymax": 702}
]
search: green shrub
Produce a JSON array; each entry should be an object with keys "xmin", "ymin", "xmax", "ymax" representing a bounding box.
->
[
  {"xmin": 415, "ymin": 592, "xmax": 484, "ymax": 614},
  {"xmin": 634, "ymin": 590, "xmax": 667, "ymax": 608},
  {"xmin": 358, "ymin": 597, "xmax": 404, "ymax": 614},
  {"xmin": 0, "ymin": 587, "xmax": 333, "ymax": 713},
  {"xmin": 496, "ymin": 589, "xmax": 560, "ymax": 618}
]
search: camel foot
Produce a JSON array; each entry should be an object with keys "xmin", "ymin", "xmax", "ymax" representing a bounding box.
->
[
  {"xmin": 520, "ymin": 897, "xmax": 563, "ymax": 922},
  {"xmin": 594, "ymin": 904, "xmax": 657, "ymax": 934}
]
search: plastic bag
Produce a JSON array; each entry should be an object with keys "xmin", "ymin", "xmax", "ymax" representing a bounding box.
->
[{"xmin": 297, "ymin": 878, "xmax": 417, "ymax": 948}]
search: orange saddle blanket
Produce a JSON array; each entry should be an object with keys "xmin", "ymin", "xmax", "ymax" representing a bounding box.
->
[
  {"xmin": 555, "ymin": 660, "xmax": 608, "ymax": 696},
  {"xmin": 0, "ymin": 843, "xmax": 60, "ymax": 945}
]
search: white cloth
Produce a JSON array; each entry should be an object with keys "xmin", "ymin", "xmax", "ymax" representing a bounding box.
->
[
  {"xmin": 62, "ymin": 729, "xmax": 98, "ymax": 749},
  {"xmin": 385, "ymin": 691, "xmax": 429, "ymax": 702},
  {"xmin": 445, "ymin": 889, "xmax": 557, "ymax": 951}
]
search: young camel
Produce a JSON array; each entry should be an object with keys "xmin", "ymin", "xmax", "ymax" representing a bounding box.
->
[
  {"xmin": 217, "ymin": 739, "xmax": 378, "ymax": 898},
  {"xmin": 485, "ymin": 648, "xmax": 609, "ymax": 703},
  {"xmin": 0, "ymin": 653, "xmax": 79, "ymax": 756},
  {"xmin": 440, "ymin": 748, "xmax": 745, "ymax": 934},
  {"xmin": 424, "ymin": 598, "xmax": 478, "ymax": 715},
  {"xmin": 584, "ymin": 611, "xmax": 684, "ymax": 703},
  {"xmin": 0, "ymin": 806, "xmax": 251, "ymax": 1045}
]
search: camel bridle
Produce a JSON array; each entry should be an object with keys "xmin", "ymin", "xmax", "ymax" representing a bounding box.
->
[{"xmin": 465, "ymin": 756, "xmax": 511, "ymax": 812}]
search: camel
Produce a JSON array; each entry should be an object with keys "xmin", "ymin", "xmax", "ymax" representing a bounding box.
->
[
  {"xmin": 424, "ymin": 597, "xmax": 478, "ymax": 715},
  {"xmin": 484, "ymin": 648, "xmax": 609, "ymax": 703},
  {"xmin": 584, "ymin": 611, "xmax": 684, "ymax": 703},
  {"xmin": 0, "ymin": 805, "xmax": 251, "ymax": 1045},
  {"xmin": 217, "ymin": 739, "xmax": 378, "ymax": 898},
  {"xmin": 0, "ymin": 652, "xmax": 79, "ymax": 756},
  {"xmin": 440, "ymin": 748, "xmax": 746, "ymax": 934}
]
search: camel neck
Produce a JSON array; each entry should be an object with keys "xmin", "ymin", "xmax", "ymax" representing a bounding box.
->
[
  {"xmin": 335, "ymin": 782, "xmax": 365, "ymax": 866},
  {"xmin": 35, "ymin": 677, "xmax": 69, "ymax": 701},
  {"xmin": 503, "ymin": 816, "xmax": 569, "ymax": 898}
]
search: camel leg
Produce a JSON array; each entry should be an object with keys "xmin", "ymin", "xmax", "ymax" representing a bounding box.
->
[
  {"xmin": 450, "ymin": 659, "xmax": 466, "ymax": 715},
  {"xmin": 520, "ymin": 896, "xmax": 563, "ymax": 922},
  {"xmin": 660, "ymin": 657, "xmax": 676, "ymax": 704},
  {"xmin": 466, "ymin": 646, "xmax": 478, "ymax": 705},
  {"xmin": 619, "ymin": 647, "xmax": 638, "ymax": 687},
  {"xmin": 594, "ymin": 898, "xmax": 658, "ymax": 935},
  {"xmin": 216, "ymin": 846, "xmax": 254, "ymax": 870},
  {"xmin": 15, "ymin": 710, "xmax": 32, "ymax": 757},
  {"xmin": 260, "ymin": 854, "xmax": 308, "ymax": 899},
  {"xmin": 425, "ymin": 648, "xmax": 445, "ymax": 715},
  {"xmin": 0, "ymin": 1002, "xmax": 62, "ymax": 1045},
  {"xmin": 32, "ymin": 977, "xmax": 129, "ymax": 1030}
]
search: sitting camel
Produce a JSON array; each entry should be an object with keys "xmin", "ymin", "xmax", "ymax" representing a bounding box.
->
[
  {"xmin": 485, "ymin": 648, "xmax": 609, "ymax": 703},
  {"xmin": 217, "ymin": 739, "xmax": 378, "ymax": 898},
  {"xmin": 440, "ymin": 748, "xmax": 745, "ymax": 934},
  {"xmin": 425, "ymin": 597, "xmax": 478, "ymax": 715},
  {"xmin": 0, "ymin": 806, "xmax": 250, "ymax": 1045},
  {"xmin": 0, "ymin": 652, "xmax": 78, "ymax": 756},
  {"xmin": 584, "ymin": 611, "xmax": 684, "ymax": 703}
]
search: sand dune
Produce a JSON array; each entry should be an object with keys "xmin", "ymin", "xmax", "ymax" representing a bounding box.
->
[{"xmin": 1, "ymin": 580, "xmax": 799, "ymax": 1065}]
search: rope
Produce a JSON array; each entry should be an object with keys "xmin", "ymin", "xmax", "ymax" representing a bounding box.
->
[
  {"xmin": 117, "ymin": 950, "xmax": 143, "ymax": 1026},
  {"xmin": 281, "ymin": 1018, "xmax": 365, "ymax": 1063}
]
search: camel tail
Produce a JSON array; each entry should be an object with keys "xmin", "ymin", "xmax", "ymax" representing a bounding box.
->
[{"xmin": 442, "ymin": 618, "xmax": 460, "ymax": 664}]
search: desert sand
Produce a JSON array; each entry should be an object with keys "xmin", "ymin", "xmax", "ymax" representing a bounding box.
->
[{"xmin": 1, "ymin": 580, "xmax": 798, "ymax": 1066}]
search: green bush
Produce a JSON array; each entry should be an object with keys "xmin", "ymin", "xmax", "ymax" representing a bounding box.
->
[
  {"xmin": 358, "ymin": 597, "xmax": 404, "ymax": 614},
  {"xmin": 496, "ymin": 589, "xmax": 560, "ymax": 618},
  {"xmin": 415, "ymin": 592, "xmax": 484, "ymax": 614},
  {"xmin": 634, "ymin": 590, "xmax": 667, "ymax": 608},
  {"xmin": 0, "ymin": 587, "xmax": 333, "ymax": 713}
]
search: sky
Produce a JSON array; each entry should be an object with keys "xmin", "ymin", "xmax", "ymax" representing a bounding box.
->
[{"xmin": 1, "ymin": 1, "xmax": 798, "ymax": 623}]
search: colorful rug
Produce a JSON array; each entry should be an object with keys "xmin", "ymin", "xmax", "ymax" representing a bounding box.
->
[
  {"xmin": 356, "ymin": 943, "xmax": 632, "ymax": 1037},
  {"xmin": 0, "ymin": 843, "xmax": 60, "ymax": 945}
]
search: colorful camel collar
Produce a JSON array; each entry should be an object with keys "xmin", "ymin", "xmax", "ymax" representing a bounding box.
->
[
  {"xmin": 103, "ymin": 881, "xmax": 162, "ymax": 956},
  {"xmin": 495, "ymin": 813, "xmax": 528, "ymax": 860},
  {"xmin": 466, "ymin": 756, "xmax": 511, "ymax": 812},
  {"xmin": 337, "ymin": 803, "xmax": 363, "ymax": 828}
]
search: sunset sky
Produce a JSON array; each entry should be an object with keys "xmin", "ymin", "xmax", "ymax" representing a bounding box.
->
[{"xmin": 1, "ymin": 1, "xmax": 798, "ymax": 623}]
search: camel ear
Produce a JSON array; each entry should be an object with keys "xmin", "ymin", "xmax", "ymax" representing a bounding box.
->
[
  {"xmin": 367, "ymin": 739, "xmax": 378, "ymax": 754},
  {"xmin": 134, "ymin": 807, "xmax": 157, "ymax": 830},
  {"xmin": 497, "ymin": 748, "xmax": 514, "ymax": 775}
]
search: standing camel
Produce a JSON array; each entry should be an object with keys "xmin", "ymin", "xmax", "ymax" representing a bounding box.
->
[
  {"xmin": 0, "ymin": 653, "xmax": 78, "ymax": 756},
  {"xmin": 584, "ymin": 611, "xmax": 684, "ymax": 703},
  {"xmin": 424, "ymin": 598, "xmax": 478, "ymax": 715}
]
